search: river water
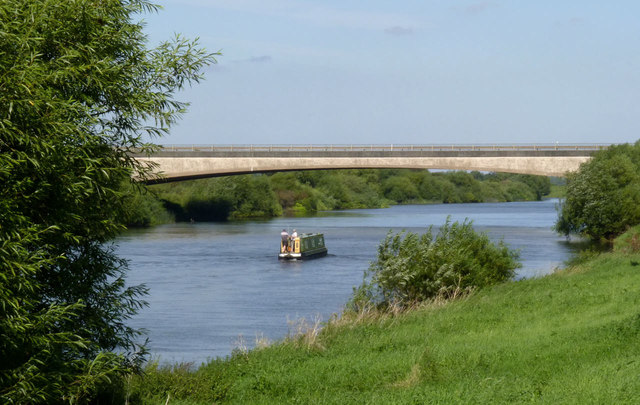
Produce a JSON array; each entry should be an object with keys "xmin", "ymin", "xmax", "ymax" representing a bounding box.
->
[{"xmin": 118, "ymin": 199, "xmax": 578, "ymax": 365}]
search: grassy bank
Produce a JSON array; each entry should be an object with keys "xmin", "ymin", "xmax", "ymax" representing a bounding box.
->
[{"xmin": 124, "ymin": 230, "xmax": 640, "ymax": 404}]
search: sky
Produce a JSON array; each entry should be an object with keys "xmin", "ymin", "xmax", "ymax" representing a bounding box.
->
[{"xmin": 142, "ymin": 1, "xmax": 640, "ymax": 146}]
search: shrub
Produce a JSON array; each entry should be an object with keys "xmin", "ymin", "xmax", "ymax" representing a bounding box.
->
[
  {"xmin": 351, "ymin": 218, "xmax": 520, "ymax": 308},
  {"xmin": 556, "ymin": 142, "xmax": 640, "ymax": 240}
]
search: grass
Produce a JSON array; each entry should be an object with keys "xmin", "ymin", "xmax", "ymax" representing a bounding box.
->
[
  {"xmin": 614, "ymin": 225, "xmax": 640, "ymax": 254},
  {"xmin": 127, "ymin": 240, "xmax": 640, "ymax": 404},
  {"xmin": 545, "ymin": 184, "xmax": 566, "ymax": 199}
]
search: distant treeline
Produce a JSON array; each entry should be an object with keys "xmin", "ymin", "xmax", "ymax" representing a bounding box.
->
[{"xmin": 121, "ymin": 169, "xmax": 554, "ymax": 226}]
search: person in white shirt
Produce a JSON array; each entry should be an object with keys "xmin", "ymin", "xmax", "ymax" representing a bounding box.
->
[{"xmin": 281, "ymin": 229, "xmax": 289, "ymax": 251}]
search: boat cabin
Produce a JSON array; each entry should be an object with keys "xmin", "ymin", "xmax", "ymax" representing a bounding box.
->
[{"xmin": 279, "ymin": 233, "xmax": 328, "ymax": 260}]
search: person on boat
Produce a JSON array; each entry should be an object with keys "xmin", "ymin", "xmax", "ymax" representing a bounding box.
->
[
  {"xmin": 281, "ymin": 229, "xmax": 289, "ymax": 252},
  {"xmin": 291, "ymin": 229, "xmax": 298, "ymax": 239}
]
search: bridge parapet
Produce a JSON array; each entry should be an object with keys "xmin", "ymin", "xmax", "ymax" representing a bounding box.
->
[{"xmin": 150, "ymin": 143, "xmax": 607, "ymax": 154}]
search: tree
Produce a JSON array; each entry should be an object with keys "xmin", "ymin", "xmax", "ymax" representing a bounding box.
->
[
  {"xmin": 0, "ymin": 1, "xmax": 217, "ymax": 403},
  {"xmin": 556, "ymin": 142, "xmax": 640, "ymax": 241},
  {"xmin": 382, "ymin": 175, "xmax": 420, "ymax": 203}
]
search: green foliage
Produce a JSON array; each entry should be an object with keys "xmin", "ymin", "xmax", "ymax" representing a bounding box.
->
[
  {"xmin": 556, "ymin": 142, "xmax": 640, "ymax": 240},
  {"xmin": 445, "ymin": 171, "xmax": 483, "ymax": 202},
  {"xmin": 352, "ymin": 219, "xmax": 520, "ymax": 308},
  {"xmin": 142, "ymin": 170, "xmax": 552, "ymax": 224},
  {"xmin": 150, "ymin": 174, "xmax": 282, "ymax": 221},
  {"xmin": 382, "ymin": 176, "xmax": 420, "ymax": 203},
  {"xmin": 121, "ymin": 182, "xmax": 175, "ymax": 227},
  {"xmin": 230, "ymin": 174, "xmax": 283, "ymax": 217},
  {"xmin": 0, "ymin": 0, "xmax": 215, "ymax": 402},
  {"xmin": 546, "ymin": 184, "xmax": 566, "ymax": 199},
  {"xmin": 182, "ymin": 198, "xmax": 231, "ymax": 221}
]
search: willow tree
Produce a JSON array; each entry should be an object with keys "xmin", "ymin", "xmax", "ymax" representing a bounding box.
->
[{"xmin": 0, "ymin": 1, "xmax": 217, "ymax": 403}]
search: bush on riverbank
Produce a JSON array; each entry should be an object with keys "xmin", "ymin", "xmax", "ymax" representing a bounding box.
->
[
  {"xmin": 557, "ymin": 141, "xmax": 640, "ymax": 241},
  {"xmin": 351, "ymin": 218, "xmax": 521, "ymax": 309},
  {"xmin": 126, "ymin": 170, "xmax": 553, "ymax": 226}
]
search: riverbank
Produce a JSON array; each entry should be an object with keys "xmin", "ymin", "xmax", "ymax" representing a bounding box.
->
[
  {"xmin": 122, "ymin": 227, "xmax": 640, "ymax": 404},
  {"xmin": 123, "ymin": 170, "xmax": 559, "ymax": 227}
]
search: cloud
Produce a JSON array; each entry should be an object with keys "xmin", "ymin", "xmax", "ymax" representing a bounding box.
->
[
  {"xmin": 384, "ymin": 26, "xmax": 414, "ymax": 36},
  {"xmin": 242, "ymin": 55, "xmax": 273, "ymax": 63},
  {"xmin": 455, "ymin": 2, "xmax": 498, "ymax": 16},
  {"xmin": 202, "ymin": 54, "xmax": 272, "ymax": 72}
]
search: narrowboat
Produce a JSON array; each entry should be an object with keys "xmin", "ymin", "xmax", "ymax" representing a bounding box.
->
[{"xmin": 279, "ymin": 233, "xmax": 328, "ymax": 260}]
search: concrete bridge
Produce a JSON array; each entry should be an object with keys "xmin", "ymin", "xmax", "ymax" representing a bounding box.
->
[{"xmin": 133, "ymin": 144, "xmax": 606, "ymax": 183}]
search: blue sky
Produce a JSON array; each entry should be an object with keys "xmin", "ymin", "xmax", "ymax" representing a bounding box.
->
[{"xmin": 143, "ymin": 1, "xmax": 640, "ymax": 145}]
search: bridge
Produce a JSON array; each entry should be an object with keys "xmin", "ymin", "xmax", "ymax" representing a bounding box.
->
[{"xmin": 133, "ymin": 144, "xmax": 606, "ymax": 183}]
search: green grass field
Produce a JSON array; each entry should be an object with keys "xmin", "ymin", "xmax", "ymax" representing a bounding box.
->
[{"xmin": 128, "ymin": 234, "xmax": 640, "ymax": 404}]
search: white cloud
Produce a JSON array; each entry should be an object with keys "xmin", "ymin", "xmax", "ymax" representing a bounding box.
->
[
  {"xmin": 384, "ymin": 26, "xmax": 414, "ymax": 36},
  {"xmin": 198, "ymin": 35, "xmax": 352, "ymax": 64}
]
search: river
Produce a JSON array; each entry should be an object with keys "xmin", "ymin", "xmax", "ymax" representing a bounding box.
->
[{"xmin": 117, "ymin": 199, "xmax": 578, "ymax": 365}]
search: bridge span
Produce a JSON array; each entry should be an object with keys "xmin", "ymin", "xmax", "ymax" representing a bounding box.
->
[{"xmin": 133, "ymin": 144, "xmax": 605, "ymax": 183}]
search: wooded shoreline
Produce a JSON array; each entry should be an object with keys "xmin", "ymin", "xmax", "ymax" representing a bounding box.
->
[{"xmin": 121, "ymin": 169, "xmax": 559, "ymax": 227}]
